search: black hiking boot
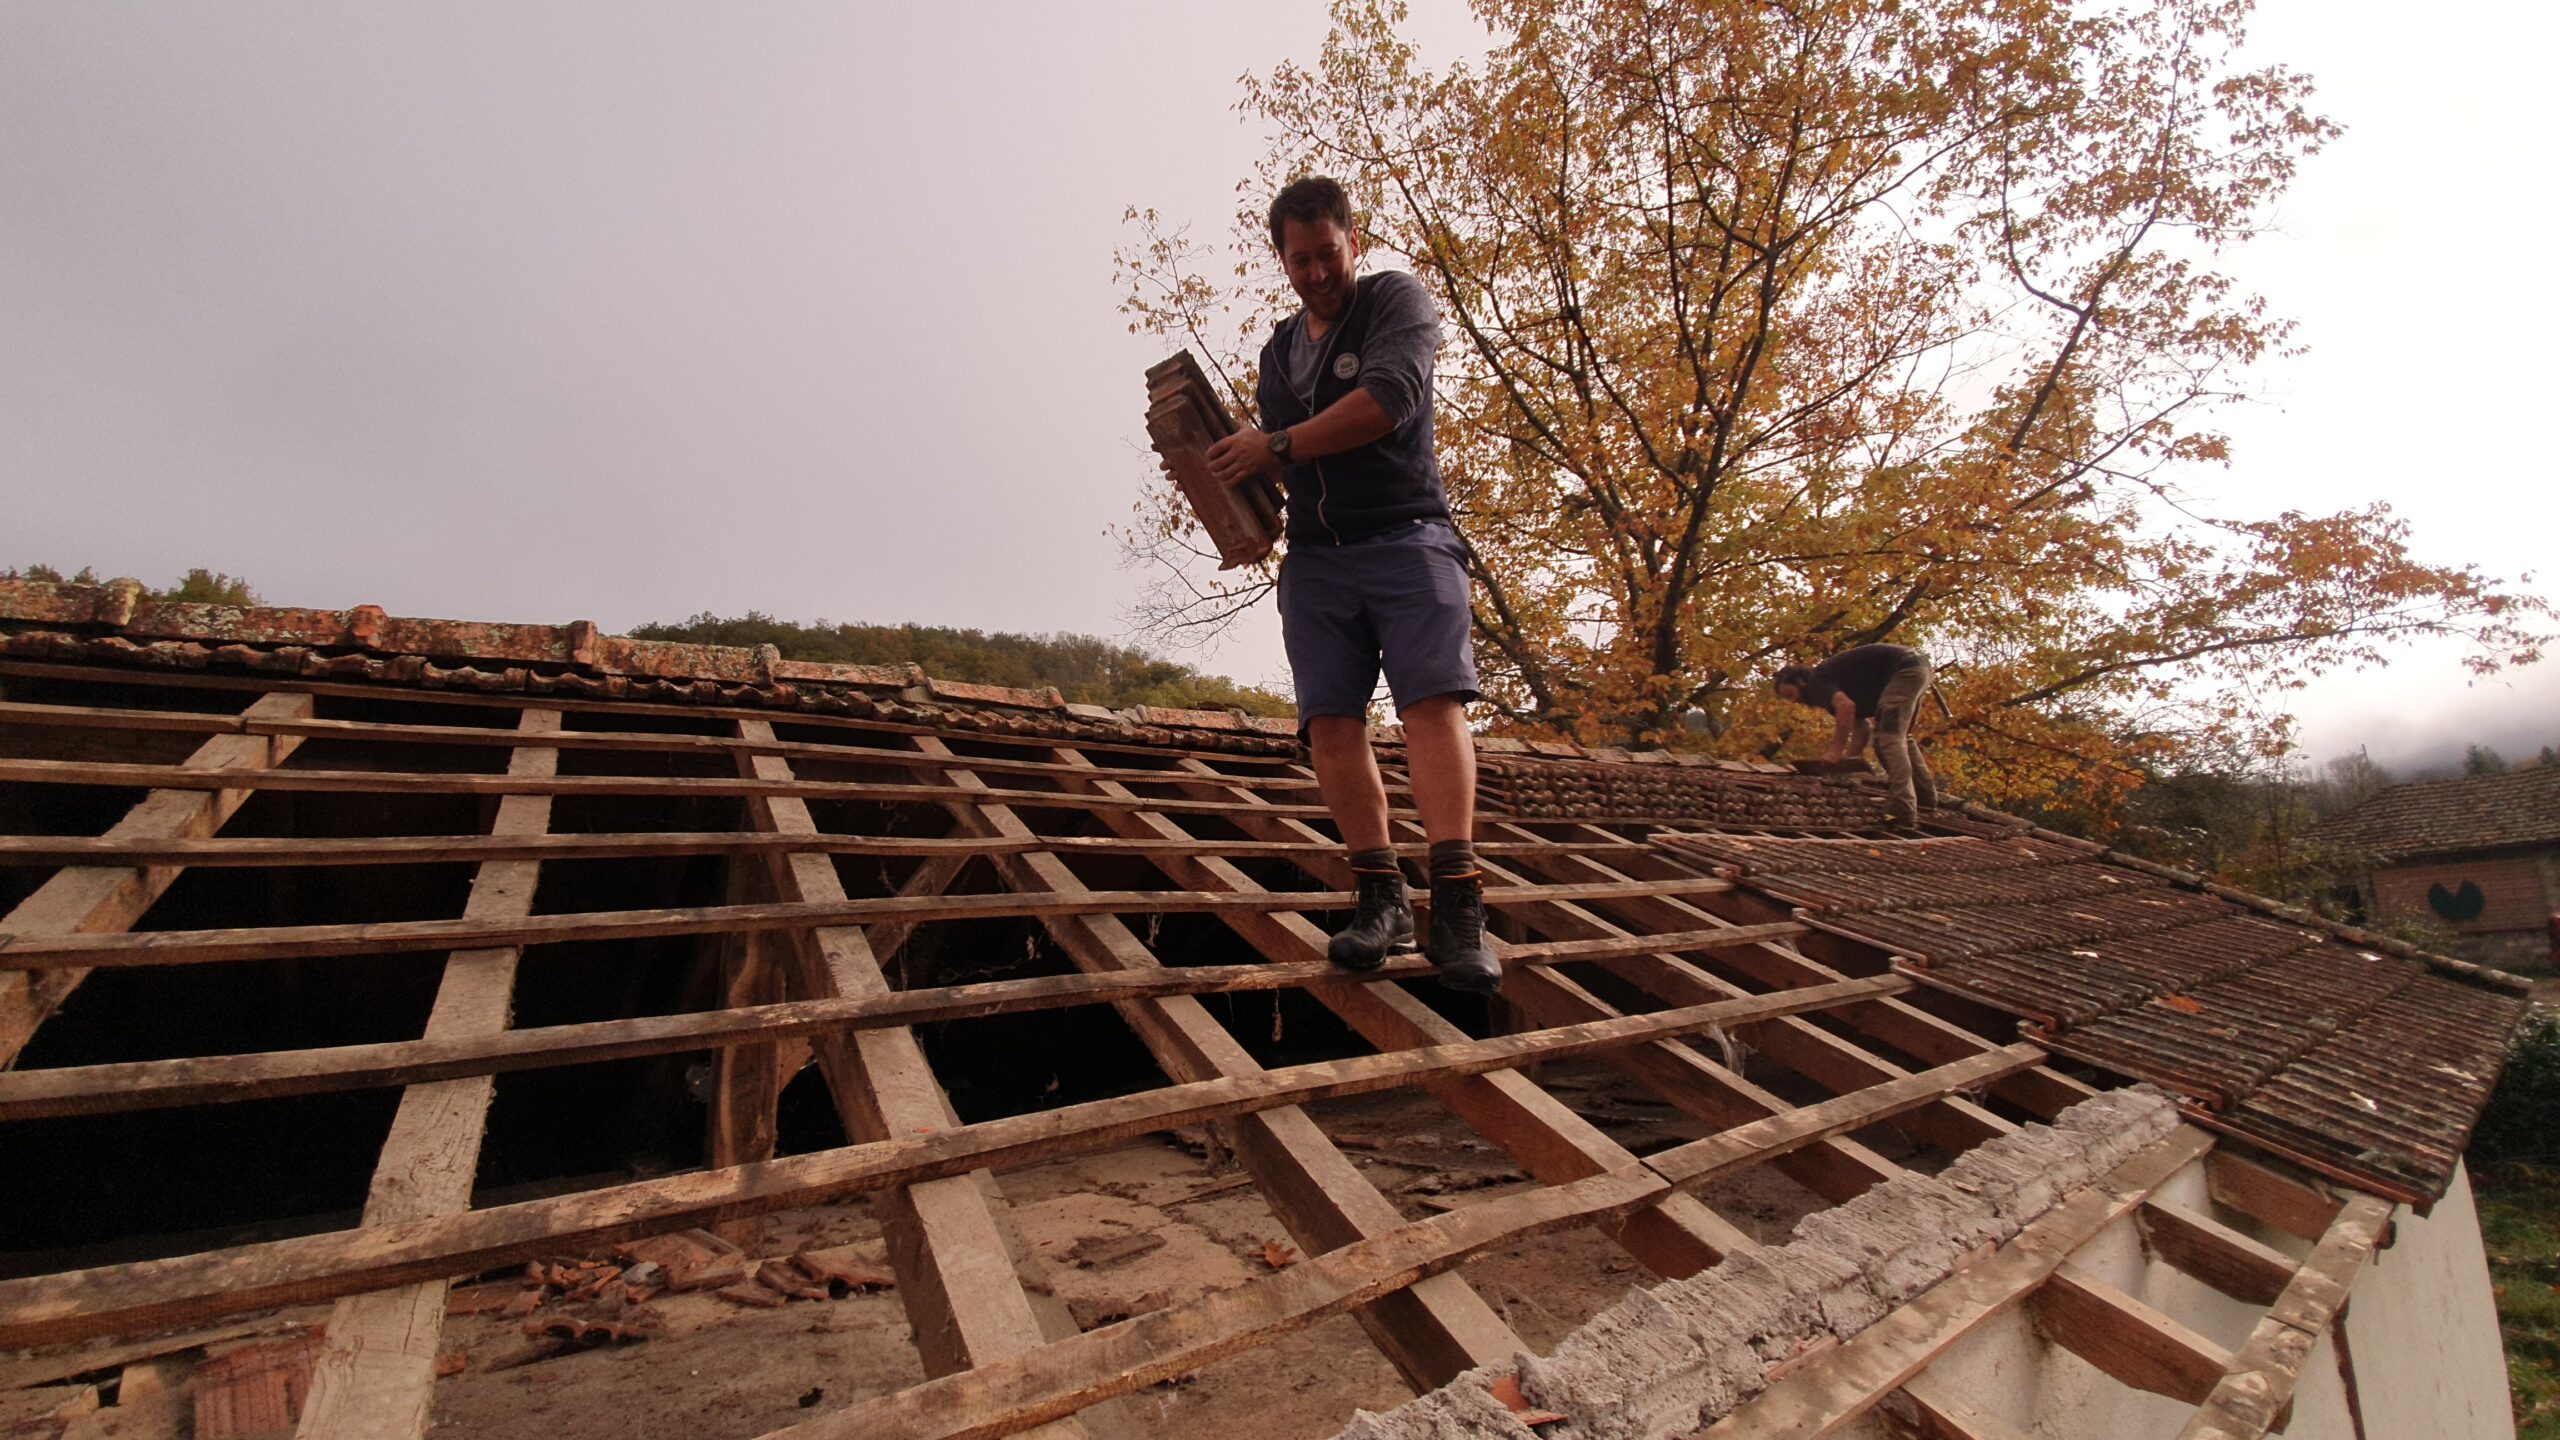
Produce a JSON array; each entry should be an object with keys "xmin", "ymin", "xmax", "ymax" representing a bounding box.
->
[
  {"xmin": 1327, "ymin": 866, "xmax": 1415, "ymax": 970},
  {"xmin": 1426, "ymin": 872, "xmax": 1503, "ymax": 994}
]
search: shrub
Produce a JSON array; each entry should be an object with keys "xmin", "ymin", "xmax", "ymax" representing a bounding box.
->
[{"xmin": 2474, "ymin": 1010, "xmax": 2560, "ymax": 1172}]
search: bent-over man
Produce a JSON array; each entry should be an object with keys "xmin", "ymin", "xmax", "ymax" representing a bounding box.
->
[
  {"xmin": 1774, "ymin": 643, "xmax": 1938, "ymax": 826},
  {"xmin": 1202, "ymin": 176, "xmax": 1499, "ymax": 994}
]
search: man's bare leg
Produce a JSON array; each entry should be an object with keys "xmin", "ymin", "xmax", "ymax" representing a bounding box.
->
[
  {"xmin": 1306, "ymin": 713, "xmax": 1392, "ymax": 852},
  {"xmin": 1397, "ymin": 695, "xmax": 1475, "ymax": 845}
]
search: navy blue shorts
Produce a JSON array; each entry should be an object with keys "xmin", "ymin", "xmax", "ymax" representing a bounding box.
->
[{"xmin": 1277, "ymin": 518, "xmax": 1480, "ymax": 738}]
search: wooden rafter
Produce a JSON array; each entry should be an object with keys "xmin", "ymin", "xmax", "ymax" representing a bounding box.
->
[
  {"xmin": 0, "ymin": 828, "xmax": 1644, "ymax": 869},
  {"xmin": 294, "ymin": 708, "xmax": 561, "ymax": 1440},
  {"xmin": 2175, "ymin": 1193, "xmax": 2397, "ymax": 1440},
  {"xmin": 2206, "ymin": 1151, "xmax": 2345, "ymax": 1245},
  {"xmin": 0, "ymin": 690, "xmax": 312, "ymax": 1063},
  {"xmin": 905, "ymin": 733, "xmax": 1525, "ymax": 1388},
  {"xmin": 1700, "ymin": 1126, "xmax": 2217, "ymax": 1438},
  {"xmin": 0, "ymin": 932, "xmax": 1859, "ymax": 1121},
  {"xmin": 0, "ymin": 876, "xmax": 1731, "ymax": 971},
  {"xmin": 0, "ymin": 978, "xmax": 1916, "ymax": 1348},
  {"xmin": 1086, "ymin": 750, "xmax": 1753, "ymax": 1275},
  {"xmin": 2028, "ymin": 1263, "xmax": 2234, "ymax": 1404},
  {"xmin": 751, "ymin": 1046, "xmax": 2044, "ymax": 1440},
  {"xmin": 2138, "ymin": 1199, "xmax": 2298, "ymax": 1307},
  {"xmin": 1564, "ymin": 823, "xmax": 2098, "ymax": 1121},
  {"xmin": 0, "ymin": 698, "xmax": 1336, "ymax": 796},
  {"xmin": 728, "ymin": 721, "xmax": 1085, "ymax": 1425}
]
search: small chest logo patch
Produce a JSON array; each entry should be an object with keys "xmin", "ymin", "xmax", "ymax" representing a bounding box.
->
[{"xmin": 1332, "ymin": 351, "xmax": 1361, "ymax": 380}]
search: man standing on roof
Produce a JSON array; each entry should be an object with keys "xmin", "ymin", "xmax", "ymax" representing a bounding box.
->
[
  {"xmin": 1202, "ymin": 175, "xmax": 1499, "ymax": 995},
  {"xmin": 1773, "ymin": 644, "xmax": 1939, "ymax": 827}
]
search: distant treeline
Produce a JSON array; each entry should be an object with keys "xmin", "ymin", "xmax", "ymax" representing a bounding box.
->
[
  {"xmin": 628, "ymin": 611, "xmax": 1292, "ymax": 718},
  {"xmin": 5, "ymin": 563, "xmax": 259, "ymax": 606}
]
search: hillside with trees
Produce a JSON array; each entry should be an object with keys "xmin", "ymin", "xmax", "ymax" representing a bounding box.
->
[
  {"xmin": 629, "ymin": 611, "xmax": 1291, "ymax": 717},
  {"xmin": 3, "ymin": 563, "xmax": 259, "ymax": 606}
]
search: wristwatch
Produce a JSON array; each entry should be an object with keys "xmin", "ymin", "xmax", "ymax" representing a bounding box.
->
[{"xmin": 1267, "ymin": 427, "xmax": 1293, "ymax": 463}]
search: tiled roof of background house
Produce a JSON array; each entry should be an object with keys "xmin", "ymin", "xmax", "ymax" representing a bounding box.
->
[{"xmin": 2307, "ymin": 765, "xmax": 2560, "ymax": 861}]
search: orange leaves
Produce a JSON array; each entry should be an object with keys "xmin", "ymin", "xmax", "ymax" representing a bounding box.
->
[{"xmin": 1113, "ymin": 0, "xmax": 2545, "ymax": 821}]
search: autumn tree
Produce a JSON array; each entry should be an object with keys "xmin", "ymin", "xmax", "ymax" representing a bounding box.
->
[{"xmin": 1117, "ymin": 0, "xmax": 2545, "ymax": 812}]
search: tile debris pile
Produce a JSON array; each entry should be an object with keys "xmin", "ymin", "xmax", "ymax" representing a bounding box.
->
[
  {"xmin": 2307, "ymin": 764, "xmax": 2560, "ymax": 861},
  {"xmin": 1658, "ymin": 828, "xmax": 2531, "ymax": 1204},
  {"xmin": 1327, "ymin": 1089, "xmax": 2184, "ymax": 1440}
]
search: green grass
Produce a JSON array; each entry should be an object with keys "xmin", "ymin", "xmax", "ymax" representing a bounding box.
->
[{"xmin": 2479, "ymin": 1165, "xmax": 2560, "ymax": 1439}]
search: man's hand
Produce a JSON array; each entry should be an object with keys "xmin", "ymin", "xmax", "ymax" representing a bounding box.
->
[
  {"xmin": 1820, "ymin": 743, "xmax": 1848, "ymax": 764},
  {"xmin": 1205, "ymin": 426, "xmax": 1283, "ymax": 487}
]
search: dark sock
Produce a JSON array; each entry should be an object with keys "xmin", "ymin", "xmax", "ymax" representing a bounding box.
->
[
  {"xmin": 1427, "ymin": 840, "xmax": 1478, "ymax": 880},
  {"xmin": 1348, "ymin": 846, "xmax": 1399, "ymax": 876}
]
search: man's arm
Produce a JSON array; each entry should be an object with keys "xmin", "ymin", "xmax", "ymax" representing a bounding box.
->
[
  {"xmin": 1823, "ymin": 693, "xmax": 1860, "ymax": 763},
  {"xmin": 1206, "ymin": 274, "xmax": 1438, "ymax": 485},
  {"xmin": 1205, "ymin": 388, "xmax": 1395, "ymax": 485}
]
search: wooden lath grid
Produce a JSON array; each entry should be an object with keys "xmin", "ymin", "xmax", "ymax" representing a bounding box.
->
[{"xmin": 0, "ymin": 660, "xmax": 2344, "ymax": 1440}]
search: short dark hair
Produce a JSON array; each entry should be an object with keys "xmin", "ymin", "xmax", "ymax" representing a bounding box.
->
[
  {"xmin": 1772, "ymin": 664, "xmax": 1814, "ymax": 692},
  {"xmin": 1269, "ymin": 176, "xmax": 1354, "ymax": 253}
]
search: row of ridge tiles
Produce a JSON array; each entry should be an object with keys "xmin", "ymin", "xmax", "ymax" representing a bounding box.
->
[{"xmin": 0, "ymin": 578, "xmax": 1800, "ymax": 766}]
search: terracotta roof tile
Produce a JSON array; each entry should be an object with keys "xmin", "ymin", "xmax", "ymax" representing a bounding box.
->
[{"xmin": 1654, "ymin": 826, "xmax": 2532, "ymax": 1204}]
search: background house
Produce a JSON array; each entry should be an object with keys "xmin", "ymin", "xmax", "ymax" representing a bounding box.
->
[{"xmin": 2312, "ymin": 767, "xmax": 2560, "ymax": 972}]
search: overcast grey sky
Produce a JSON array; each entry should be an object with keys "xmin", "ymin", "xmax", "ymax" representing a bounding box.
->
[{"xmin": 4, "ymin": 2, "xmax": 2551, "ymax": 773}]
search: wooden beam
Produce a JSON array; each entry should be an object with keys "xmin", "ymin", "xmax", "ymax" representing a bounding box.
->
[
  {"xmin": 0, "ymin": 691, "xmax": 311, "ymax": 1063},
  {"xmin": 0, "ymin": 658, "xmax": 1314, "ymax": 771},
  {"xmin": 0, "ymin": 752, "xmax": 1343, "ymax": 815},
  {"xmin": 1396, "ymin": 818, "xmax": 1911, "ymax": 1204},
  {"xmin": 1700, "ymin": 1126, "xmax": 2217, "ymax": 1439},
  {"xmin": 0, "ymin": 829, "xmax": 1641, "ymax": 870},
  {"xmin": 1642, "ymin": 1044, "xmax": 2045, "ymax": 1188},
  {"xmin": 1079, "ymin": 752, "xmax": 1756, "ymax": 1277},
  {"xmin": 0, "ymin": 960, "xmax": 1905, "ymax": 1122},
  {"xmin": 1536, "ymin": 826, "xmax": 2095, "ymax": 1126},
  {"xmin": 766, "ymin": 1169, "xmax": 1672, "ymax": 1440},
  {"xmin": 293, "ymin": 709, "xmax": 560, "ymax": 1440},
  {"xmin": 761, "ymin": 1046, "xmax": 2062, "ymax": 1440},
  {"xmin": 2029, "ymin": 1263, "xmax": 2233, "ymax": 1404},
  {"xmin": 1473, "ymin": 826, "xmax": 2007, "ymax": 1156},
  {"xmin": 0, "ymin": 699, "xmax": 241, "ymax": 734},
  {"xmin": 707, "ymin": 884, "xmax": 785, "ymax": 1183},
  {"xmin": 2138, "ymin": 1201, "xmax": 2297, "ymax": 1306},
  {"xmin": 729, "ymin": 722, "xmax": 1084, "ymax": 1421},
  {"xmin": 2206, "ymin": 1152, "xmax": 2344, "ymax": 1245},
  {"xmin": 0, "ymin": 977, "xmax": 1905, "ymax": 1348},
  {"xmin": 1883, "ymin": 1372, "xmax": 2037, "ymax": 1440},
  {"xmin": 908, "ymin": 736, "xmax": 1527, "ymax": 1390},
  {"xmin": 2176, "ymin": 1193, "xmax": 2396, "ymax": 1440},
  {"xmin": 0, "ymin": 876, "xmax": 1731, "ymax": 971}
]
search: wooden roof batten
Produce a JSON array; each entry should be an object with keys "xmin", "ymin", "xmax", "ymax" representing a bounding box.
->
[{"xmin": 0, "ymin": 588, "xmax": 2459, "ymax": 1440}]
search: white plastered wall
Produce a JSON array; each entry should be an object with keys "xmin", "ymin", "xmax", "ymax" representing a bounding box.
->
[{"xmin": 2337, "ymin": 1160, "xmax": 2514, "ymax": 1440}]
